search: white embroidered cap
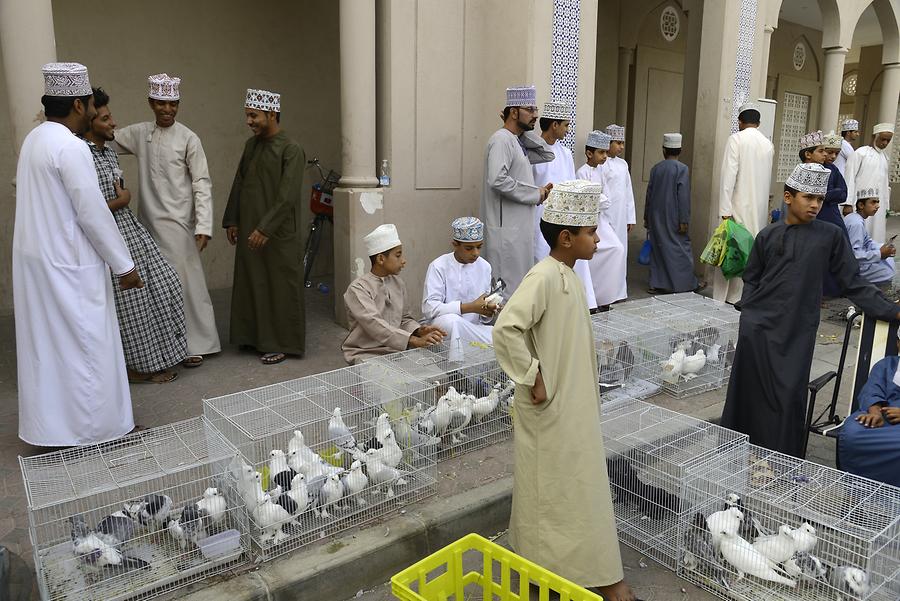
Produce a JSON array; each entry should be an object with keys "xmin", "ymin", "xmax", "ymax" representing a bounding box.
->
[
  {"xmin": 587, "ymin": 130, "xmax": 611, "ymax": 150},
  {"xmin": 542, "ymin": 100, "xmax": 572, "ymax": 121},
  {"xmin": 451, "ymin": 217, "xmax": 484, "ymax": 242},
  {"xmin": 506, "ymin": 85, "xmax": 537, "ymax": 108},
  {"xmin": 738, "ymin": 101, "xmax": 759, "ymax": 114},
  {"xmin": 799, "ymin": 130, "xmax": 824, "ymax": 149},
  {"xmin": 663, "ymin": 133, "xmax": 682, "ymax": 149},
  {"xmin": 873, "ymin": 122, "xmax": 895, "ymax": 135},
  {"xmin": 786, "ymin": 163, "xmax": 830, "ymax": 196},
  {"xmin": 541, "ymin": 180, "xmax": 602, "ymax": 227},
  {"xmin": 857, "ymin": 187, "xmax": 880, "ymax": 200},
  {"xmin": 42, "ymin": 62, "xmax": 91, "ymax": 97},
  {"xmin": 148, "ymin": 73, "xmax": 181, "ymax": 100},
  {"xmin": 364, "ymin": 224, "xmax": 402, "ymax": 256},
  {"xmin": 841, "ymin": 119, "xmax": 859, "ymax": 132},
  {"xmin": 605, "ymin": 124, "xmax": 625, "ymax": 142},
  {"xmin": 245, "ymin": 88, "xmax": 281, "ymax": 113},
  {"xmin": 823, "ymin": 132, "xmax": 842, "ymax": 150}
]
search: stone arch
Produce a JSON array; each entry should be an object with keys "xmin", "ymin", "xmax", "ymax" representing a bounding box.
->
[
  {"xmin": 619, "ymin": 0, "xmax": 686, "ymax": 50},
  {"xmin": 872, "ymin": 0, "xmax": 900, "ymax": 63},
  {"xmin": 789, "ymin": 34, "xmax": 822, "ymax": 80}
]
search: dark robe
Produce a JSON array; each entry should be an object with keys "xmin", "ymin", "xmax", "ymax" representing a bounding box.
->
[
  {"xmin": 818, "ymin": 162, "xmax": 850, "ymax": 297},
  {"xmin": 223, "ymin": 131, "xmax": 306, "ymax": 355},
  {"xmin": 644, "ymin": 159, "xmax": 698, "ymax": 292},
  {"xmin": 721, "ymin": 220, "xmax": 897, "ymax": 457}
]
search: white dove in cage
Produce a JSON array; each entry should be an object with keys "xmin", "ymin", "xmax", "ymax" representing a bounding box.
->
[
  {"xmin": 680, "ymin": 349, "xmax": 707, "ymax": 380},
  {"xmin": 661, "ymin": 348, "xmax": 686, "ymax": 384},
  {"xmin": 448, "ymin": 396, "xmax": 474, "ymax": 444},
  {"xmin": 718, "ymin": 530, "xmax": 797, "ymax": 587},
  {"xmin": 319, "ymin": 472, "xmax": 344, "ymax": 518},
  {"xmin": 724, "ymin": 493, "xmax": 770, "ymax": 539},
  {"xmin": 285, "ymin": 473, "xmax": 310, "ymax": 515},
  {"xmin": 71, "ymin": 515, "xmax": 150, "ymax": 574},
  {"xmin": 374, "ymin": 412, "xmax": 394, "ymax": 445},
  {"xmin": 752, "ymin": 524, "xmax": 797, "ymax": 565},
  {"xmin": 394, "ymin": 414, "xmax": 441, "ymax": 450},
  {"xmin": 472, "ymin": 382, "xmax": 502, "ymax": 422},
  {"xmin": 431, "ymin": 397, "xmax": 452, "ymax": 437},
  {"xmin": 253, "ymin": 493, "xmax": 299, "ymax": 545},
  {"xmin": 329, "ymin": 407, "xmax": 364, "ymax": 461},
  {"xmin": 341, "ymin": 460, "xmax": 369, "ymax": 506},
  {"xmin": 197, "ymin": 487, "xmax": 227, "ymax": 527},
  {"xmin": 828, "ymin": 565, "xmax": 869, "ymax": 599},
  {"xmin": 791, "ymin": 522, "xmax": 817, "ymax": 554},
  {"xmin": 288, "ymin": 430, "xmax": 320, "ymax": 468},
  {"xmin": 441, "ymin": 386, "xmax": 468, "ymax": 406},
  {"xmin": 706, "ymin": 506, "xmax": 743, "ymax": 549},
  {"xmin": 365, "ymin": 430, "xmax": 402, "ymax": 468},
  {"xmin": 365, "ymin": 452, "xmax": 408, "ymax": 498},
  {"xmin": 166, "ymin": 504, "xmax": 209, "ymax": 550},
  {"xmin": 707, "ymin": 343, "xmax": 722, "ymax": 364},
  {"xmin": 269, "ymin": 449, "xmax": 297, "ymax": 492}
]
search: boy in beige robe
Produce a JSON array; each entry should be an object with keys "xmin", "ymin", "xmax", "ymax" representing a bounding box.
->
[
  {"xmin": 493, "ymin": 181, "xmax": 634, "ymax": 600},
  {"xmin": 342, "ymin": 224, "xmax": 445, "ymax": 364}
]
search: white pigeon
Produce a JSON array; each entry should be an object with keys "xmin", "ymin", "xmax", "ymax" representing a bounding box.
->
[
  {"xmin": 829, "ymin": 565, "xmax": 869, "ymax": 599},
  {"xmin": 431, "ymin": 397, "xmax": 452, "ymax": 436},
  {"xmin": 365, "ymin": 455, "xmax": 408, "ymax": 498},
  {"xmin": 498, "ymin": 379, "xmax": 516, "ymax": 408},
  {"xmin": 285, "ymin": 473, "xmax": 310, "ymax": 514},
  {"xmin": 448, "ymin": 396, "xmax": 474, "ymax": 444},
  {"xmin": 706, "ymin": 506, "xmax": 743, "ymax": 550},
  {"xmin": 661, "ymin": 349, "xmax": 686, "ymax": 384},
  {"xmin": 366, "ymin": 431, "xmax": 402, "ymax": 468},
  {"xmin": 328, "ymin": 406, "xmax": 358, "ymax": 459},
  {"xmin": 287, "ymin": 431, "xmax": 320, "ymax": 468},
  {"xmin": 719, "ymin": 530, "xmax": 796, "ymax": 587},
  {"xmin": 394, "ymin": 414, "xmax": 441, "ymax": 450},
  {"xmin": 235, "ymin": 462, "xmax": 259, "ymax": 508},
  {"xmin": 287, "ymin": 449, "xmax": 308, "ymax": 474},
  {"xmin": 252, "ymin": 493, "xmax": 298, "ymax": 546},
  {"xmin": 681, "ymin": 349, "xmax": 707, "ymax": 377},
  {"xmin": 792, "ymin": 522, "xmax": 817, "ymax": 554},
  {"xmin": 374, "ymin": 412, "xmax": 393, "ymax": 445},
  {"xmin": 442, "ymin": 386, "xmax": 467, "ymax": 406},
  {"xmin": 341, "ymin": 460, "xmax": 369, "ymax": 506},
  {"xmin": 752, "ymin": 524, "xmax": 797, "ymax": 565},
  {"xmin": 472, "ymin": 383, "xmax": 502, "ymax": 422},
  {"xmin": 269, "ymin": 449, "xmax": 296, "ymax": 491},
  {"xmin": 196, "ymin": 487, "xmax": 227, "ymax": 527},
  {"xmin": 166, "ymin": 504, "xmax": 208, "ymax": 550},
  {"xmin": 707, "ymin": 343, "xmax": 721, "ymax": 364},
  {"xmin": 319, "ymin": 472, "xmax": 344, "ymax": 518}
]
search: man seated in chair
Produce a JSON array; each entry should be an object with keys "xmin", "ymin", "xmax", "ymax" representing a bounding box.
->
[{"xmin": 840, "ymin": 329, "xmax": 900, "ymax": 487}]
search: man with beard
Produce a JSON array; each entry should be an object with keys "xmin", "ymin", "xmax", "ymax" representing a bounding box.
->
[
  {"xmin": 480, "ymin": 85, "xmax": 555, "ymax": 293},
  {"xmin": 844, "ymin": 123, "xmax": 894, "ymax": 243},
  {"xmin": 14, "ymin": 63, "xmax": 142, "ymax": 446}
]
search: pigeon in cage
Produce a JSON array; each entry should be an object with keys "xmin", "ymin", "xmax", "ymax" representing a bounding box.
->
[
  {"xmin": 123, "ymin": 494, "xmax": 173, "ymax": 531},
  {"xmin": 364, "ymin": 430, "xmax": 402, "ymax": 468},
  {"xmin": 706, "ymin": 343, "xmax": 722, "ymax": 365},
  {"xmin": 374, "ymin": 412, "xmax": 394, "ymax": 445},
  {"xmin": 253, "ymin": 493, "xmax": 301, "ymax": 546},
  {"xmin": 718, "ymin": 529, "xmax": 797, "ymax": 587},
  {"xmin": 430, "ymin": 397, "xmax": 453, "ymax": 437},
  {"xmin": 723, "ymin": 340, "xmax": 736, "ymax": 369},
  {"xmin": 342, "ymin": 460, "xmax": 369, "ymax": 506},
  {"xmin": 196, "ymin": 488, "xmax": 227, "ymax": 527},
  {"xmin": 724, "ymin": 493, "xmax": 770, "ymax": 540},
  {"xmin": 288, "ymin": 431, "xmax": 321, "ymax": 470},
  {"xmin": 365, "ymin": 453, "xmax": 408, "ymax": 498},
  {"xmin": 498, "ymin": 379, "xmax": 515, "ymax": 408},
  {"xmin": 791, "ymin": 522, "xmax": 817, "ymax": 554},
  {"xmin": 329, "ymin": 407, "xmax": 365, "ymax": 461},
  {"xmin": 680, "ymin": 349, "xmax": 707, "ymax": 380},
  {"xmin": 827, "ymin": 565, "xmax": 869, "ymax": 600},
  {"xmin": 669, "ymin": 332, "xmax": 695, "ymax": 355},
  {"xmin": 71, "ymin": 515, "xmax": 150, "ymax": 574},
  {"xmin": 319, "ymin": 472, "xmax": 345, "ymax": 518},
  {"xmin": 472, "ymin": 382, "xmax": 502, "ymax": 422},
  {"xmin": 166, "ymin": 504, "xmax": 209, "ymax": 550},
  {"xmin": 605, "ymin": 455, "xmax": 682, "ymax": 519},
  {"xmin": 681, "ymin": 512, "xmax": 729, "ymax": 585},
  {"xmin": 692, "ymin": 325, "xmax": 721, "ymax": 352},
  {"xmin": 661, "ymin": 348, "xmax": 686, "ymax": 384},
  {"xmin": 783, "ymin": 551, "xmax": 827, "ymax": 583},
  {"xmin": 283, "ymin": 473, "xmax": 310, "ymax": 515},
  {"xmin": 269, "ymin": 450, "xmax": 297, "ymax": 492},
  {"xmin": 441, "ymin": 386, "xmax": 468, "ymax": 406},
  {"xmin": 752, "ymin": 524, "xmax": 798, "ymax": 565},
  {"xmin": 96, "ymin": 510, "xmax": 140, "ymax": 547},
  {"xmin": 599, "ymin": 341, "xmax": 635, "ymax": 385},
  {"xmin": 706, "ymin": 506, "xmax": 744, "ymax": 550},
  {"xmin": 447, "ymin": 396, "xmax": 474, "ymax": 444},
  {"xmin": 393, "ymin": 414, "xmax": 441, "ymax": 450}
]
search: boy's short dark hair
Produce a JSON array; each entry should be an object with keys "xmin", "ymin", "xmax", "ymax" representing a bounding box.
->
[
  {"xmin": 502, "ymin": 106, "xmax": 514, "ymax": 120},
  {"xmin": 663, "ymin": 147, "xmax": 682, "ymax": 158},
  {"xmin": 841, "ymin": 130, "xmax": 849, "ymax": 137},
  {"xmin": 585, "ymin": 145, "xmax": 598, "ymax": 152},
  {"xmin": 369, "ymin": 252, "xmax": 387, "ymax": 265},
  {"xmin": 92, "ymin": 87, "xmax": 109, "ymax": 110},
  {"xmin": 540, "ymin": 219, "xmax": 583, "ymax": 250},
  {"xmin": 738, "ymin": 109, "xmax": 761, "ymax": 125},
  {"xmin": 784, "ymin": 184, "xmax": 800, "ymax": 195},
  {"xmin": 539, "ymin": 117, "xmax": 565, "ymax": 132},
  {"xmin": 41, "ymin": 94, "xmax": 93, "ymax": 118}
]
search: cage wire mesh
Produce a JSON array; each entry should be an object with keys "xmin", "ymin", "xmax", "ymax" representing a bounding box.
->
[
  {"xmin": 19, "ymin": 417, "xmax": 248, "ymax": 601},
  {"xmin": 611, "ymin": 298, "xmax": 737, "ymax": 398},
  {"xmin": 599, "ymin": 400, "xmax": 749, "ymax": 570},
  {"xmin": 678, "ymin": 443, "xmax": 900, "ymax": 601},
  {"xmin": 592, "ymin": 311, "xmax": 665, "ymax": 407},
  {"xmin": 368, "ymin": 342, "xmax": 515, "ymax": 459}
]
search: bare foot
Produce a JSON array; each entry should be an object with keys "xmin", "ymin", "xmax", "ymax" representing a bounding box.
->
[{"xmin": 590, "ymin": 580, "xmax": 637, "ymax": 601}]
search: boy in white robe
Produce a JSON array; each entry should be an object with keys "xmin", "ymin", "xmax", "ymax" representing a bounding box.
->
[
  {"xmin": 835, "ymin": 118, "xmax": 859, "ymax": 175},
  {"xmin": 577, "ymin": 130, "xmax": 628, "ymax": 307},
  {"xmin": 844, "ymin": 123, "xmax": 894, "ymax": 243},
  {"xmin": 598, "ymin": 124, "xmax": 636, "ymax": 302},
  {"xmin": 532, "ymin": 101, "xmax": 597, "ymax": 310},
  {"xmin": 422, "ymin": 217, "xmax": 497, "ymax": 361}
]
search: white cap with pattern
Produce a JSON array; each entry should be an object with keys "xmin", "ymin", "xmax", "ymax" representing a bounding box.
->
[
  {"xmin": 841, "ymin": 119, "xmax": 859, "ymax": 132},
  {"xmin": 148, "ymin": 73, "xmax": 181, "ymax": 101},
  {"xmin": 786, "ymin": 163, "xmax": 830, "ymax": 196},
  {"xmin": 364, "ymin": 224, "xmax": 402, "ymax": 256},
  {"xmin": 605, "ymin": 124, "xmax": 625, "ymax": 142},
  {"xmin": 587, "ymin": 130, "xmax": 611, "ymax": 150},
  {"xmin": 42, "ymin": 62, "xmax": 92, "ymax": 97},
  {"xmin": 542, "ymin": 100, "xmax": 572, "ymax": 121},
  {"xmin": 799, "ymin": 130, "xmax": 824, "ymax": 149},
  {"xmin": 245, "ymin": 88, "xmax": 281, "ymax": 112},
  {"xmin": 823, "ymin": 132, "xmax": 842, "ymax": 150},
  {"xmin": 738, "ymin": 102, "xmax": 759, "ymax": 114},
  {"xmin": 541, "ymin": 180, "xmax": 603, "ymax": 227},
  {"xmin": 506, "ymin": 85, "xmax": 537, "ymax": 108},
  {"xmin": 857, "ymin": 187, "xmax": 880, "ymax": 200},
  {"xmin": 663, "ymin": 133, "xmax": 682, "ymax": 149}
]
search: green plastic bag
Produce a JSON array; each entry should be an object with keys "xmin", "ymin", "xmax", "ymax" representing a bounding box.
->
[
  {"xmin": 700, "ymin": 221, "xmax": 728, "ymax": 266},
  {"xmin": 720, "ymin": 220, "xmax": 754, "ymax": 279}
]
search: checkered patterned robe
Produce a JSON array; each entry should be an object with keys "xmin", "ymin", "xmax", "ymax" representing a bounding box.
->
[{"xmin": 86, "ymin": 140, "xmax": 187, "ymax": 372}]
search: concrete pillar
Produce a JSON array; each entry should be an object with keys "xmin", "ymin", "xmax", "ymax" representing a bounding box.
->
[
  {"xmin": 819, "ymin": 47, "xmax": 849, "ymax": 132},
  {"xmin": 878, "ymin": 62, "xmax": 900, "ymax": 125},
  {"xmin": 0, "ymin": 0, "xmax": 56, "ymax": 156},
  {"xmin": 616, "ymin": 47, "xmax": 634, "ymax": 125},
  {"xmin": 755, "ymin": 25, "xmax": 775, "ymax": 99}
]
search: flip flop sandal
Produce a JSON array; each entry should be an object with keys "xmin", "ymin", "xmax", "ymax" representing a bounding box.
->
[
  {"xmin": 129, "ymin": 370, "xmax": 178, "ymax": 384},
  {"xmin": 260, "ymin": 352, "xmax": 287, "ymax": 365},
  {"xmin": 182, "ymin": 355, "xmax": 203, "ymax": 368}
]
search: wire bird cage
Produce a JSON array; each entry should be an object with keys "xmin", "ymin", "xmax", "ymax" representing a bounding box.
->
[
  {"xmin": 591, "ymin": 312, "xmax": 664, "ymax": 407},
  {"xmin": 203, "ymin": 363, "xmax": 438, "ymax": 562},
  {"xmin": 678, "ymin": 443, "xmax": 900, "ymax": 601},
  {"xmin": 598, "ymin": 401, "xmax": 749, "ymax": 571},
  {"xmin": 19, "ymin": 418, "xmax": 248, "ymax": 601},
  {"xmin": 611, "ymin": 297, "xmax": 737, "ymax": 399},
  {"xmin": 368, "ymin": 342, "xmax": 515, "ymax": 459}
]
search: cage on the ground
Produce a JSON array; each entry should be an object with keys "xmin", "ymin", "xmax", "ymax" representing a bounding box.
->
[
  {"xmin": 610, "ymin": 297, "xmax": 737, "ymax": 399},
  {"xmin": 19, "ymin": 417, "xmax": 248, "ymax": 601},
  {"xmin": 591, "ymin": 311, "xmax": 665, "ymax": 407},
  {"xmin": 202, "ymin": 363, "xmax": 438, "ymax": 562},
  {"xmin": 678, "ymin": 443, "xmax": 900, "ymax": 601},
  {"xmin": 599, "ymin": 400, "xmax": 749, "ymax": 571},
  {"xmin": 368, "ymin": 342, "xmax": 515, "ymax": 459}
]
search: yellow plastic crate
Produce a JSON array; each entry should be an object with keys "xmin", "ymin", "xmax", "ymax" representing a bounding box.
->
[{"xmin": 391, "ymin": 533, "xmax": 603, "ymax": 601}]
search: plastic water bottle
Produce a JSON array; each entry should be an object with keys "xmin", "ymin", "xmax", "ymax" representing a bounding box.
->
[{"xmin": 379, "ymin": 159, "xmax": 391, "ymax": 187}]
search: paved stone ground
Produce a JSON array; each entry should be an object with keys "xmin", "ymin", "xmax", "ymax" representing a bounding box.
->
[{"xmin": 1, "ymin": 217, "xmax": 891, "ymax": 599}]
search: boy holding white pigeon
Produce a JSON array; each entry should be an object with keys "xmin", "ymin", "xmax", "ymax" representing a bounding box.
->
[{"xmin": 492, "ymin": 181, "xmax": 635, "ymax": 601}]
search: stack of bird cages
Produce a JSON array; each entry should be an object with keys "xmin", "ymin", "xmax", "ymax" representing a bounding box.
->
[
  {"xmin": 613, "ymin": 298, "xmax": 737, "ymax": 398},
  {"xmin": 368, "ymin": 342, "xmax": 515, "ymax": 459},
  {"xmin": 599, "ymin": 401, "xmax": 749, "ymax": 570},
  {"xmin": 203, "ymin": 364, "xmax": 438, "ymax": 562},
  {"xmin": 20, "ymin": 417, "xmax": 249, "ymax": 601},
  {"xmin": 591, "ymin": 311, "xmax": 665, "ymax": 407},
  {"xmin": 678, "ymin": 443, "xmax": 900, "ymax": 601}
]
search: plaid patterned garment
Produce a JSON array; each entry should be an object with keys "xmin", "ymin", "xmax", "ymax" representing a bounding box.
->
[{"xmin": 86, "ymin": 139, "xmax": 187, "ymax": 372}]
